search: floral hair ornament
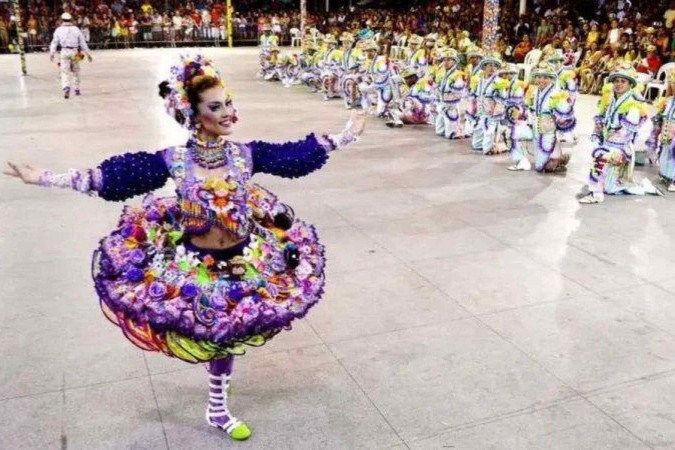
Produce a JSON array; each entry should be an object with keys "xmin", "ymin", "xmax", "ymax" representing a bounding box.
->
[{"xmin": 164, "ymin": 54, "xmax": 232, "ymax": 129}]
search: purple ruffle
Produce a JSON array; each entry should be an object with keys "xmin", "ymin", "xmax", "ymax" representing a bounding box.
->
[{"xmin": 93, "ymin": 192, "xmax": 326, "ymax": 349}]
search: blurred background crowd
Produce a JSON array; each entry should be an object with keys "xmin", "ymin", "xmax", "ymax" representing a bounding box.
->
[{"xmin": 1, "ymin": 0, "xmax": 675, "ymax": 95}]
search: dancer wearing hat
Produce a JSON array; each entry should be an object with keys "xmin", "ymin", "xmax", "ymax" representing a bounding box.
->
[
  {"xmin": 579, "ymin": 64, "xmax": 662, "ymax": 203},
  {"xmin": 359, "ymin": 41, "xmax": 395, "ymax": 117},
  {"xmin": 385, "ymin": 68, "xmax": 435, "ymax": 128},
  {"xmin": 319, "ymin": 34, "xmax": 342, "ymax": 101},
  {"xmin": 49, "ymin": 12, "xmax": 93, "ymax": 99},
  {"xmin": 462, "ymin": 47, "xmax": 484, "ymax": 137},
  {"xmin": 519, "ymin": 62, "xmax": 575, "ymax": 172},
  {"xmin": 434, "ymin": 48, "xmax": 467, "ymax": 139},
  {"xmin": 339, "ymin": 33, "xmax": 364, "ymax": 109},
  {"xmin": 403, "ymin": 35, "xmax": 428, "ymax": 77},
  {"xmin": 259, "ymin": 24, "xmax": 278, "ymax": 56},
  {"xmin": 648, "ymin": 95, "xmax": 675, "ymax": 192},
  {"xmin": 261, "ymin": 45, "xmax": 281, "ymax": 81},
  {"xmin": 469, "ymin": 55, "xmax": 506, "ymax": 155},
  {"xmin": 4, "ymin": 55, "xmax": 366, "ymax": 440},
  {"xmin": 278, "ymin": 53, "xmax": 301, "ymax": 87},
  {"xmin": 494, "ymin": 63, "xmax": 530, "ymax": 168},
  {"xmin": 548, "ymin": 54, "xmax": 578, "ymax": 143},
  {"xmin": 299, "ymin": 43, "xmax": 322, "ymax": 92}
]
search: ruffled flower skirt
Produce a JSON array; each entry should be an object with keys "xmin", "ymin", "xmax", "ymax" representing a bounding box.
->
[{"xmin": 92, "ymin": 185, "xmax": 326, "ymax": 363}]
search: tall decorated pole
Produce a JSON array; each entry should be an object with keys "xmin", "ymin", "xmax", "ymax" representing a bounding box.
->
[
  {"xmin": 226, "ymin": 0, "xmax": 233, "ymax": 48},
  {"xmin": 11, "ymin": 0, "xmax": 27, "ymax": 75},
  {"xmin": 300, "ymin": 0, "xmax": 307, "ymax": 48},
  {"xmin": 481, "ymin": 0, "xmax": 499, "ymax": 54}
]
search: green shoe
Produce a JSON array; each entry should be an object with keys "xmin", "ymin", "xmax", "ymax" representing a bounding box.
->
[{"xmin": 229, "ymin": 422, "xmax": 252, "ymax": 441}]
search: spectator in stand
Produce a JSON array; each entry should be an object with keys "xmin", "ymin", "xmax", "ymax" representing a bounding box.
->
[
  {"xmin": 152, "ymin": 12, "xmax": 163, "ymax": 42},
  {"xmin": 513, "ymin": 15, "xmax": 531, "ymax": 40},
  {"xmin": 665, "ymin": 2, "xmax": 675, "ymax": 28},
  {"xmin": 637, "ymin": 44, "xmax": 663, "ymax": 75},
  {"xmin": 513, "ymin": 34, "xmax": 533, "ymax": 63},
  {"xmin": 536, "ymin": 17, "xmax": 552, "ymax": 47},
  {"xmin": 578, "ymin": 41, "xmax": 603, "ymax": 93},
  {"xmin": 562, "ymin": 39, "xmax": 576, "ymax": 65},
  {"xmin": 606, "ymin": 18, "xmax": 622, "ymax": 47}
]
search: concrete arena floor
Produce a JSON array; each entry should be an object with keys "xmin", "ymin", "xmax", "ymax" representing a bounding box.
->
[{"xmin": 1, "ymin": 47, "xmax": 675, "ymax": 449}]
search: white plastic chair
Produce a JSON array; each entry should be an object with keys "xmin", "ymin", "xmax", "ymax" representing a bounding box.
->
[
  {"xmin": 572, "ymin": 49, "xmax": 582, "ymax": 67},
  {"xmin": 290, "ymin": 27, "xmax": 301, "ymax": 47},
  {"xmin": 645, "ymin": 62, "xmax": 675, "ymax": 101},
  {"xmin": 517, "ymin": 49, "xmax": 542, "ymax": 81}
]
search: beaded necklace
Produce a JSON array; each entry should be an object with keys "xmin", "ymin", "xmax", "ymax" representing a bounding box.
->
[{"xmin": 189, "ymin": 135, "xmax": 232, "ymax": 169}]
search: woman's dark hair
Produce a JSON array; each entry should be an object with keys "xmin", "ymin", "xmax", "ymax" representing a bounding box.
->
[{"xmin": 157, "ymin": 75, "xmax": 222, "ymax": 126}]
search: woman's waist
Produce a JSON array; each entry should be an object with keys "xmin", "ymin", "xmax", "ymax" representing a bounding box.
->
[{"xmin": 182, "ymin": 232, "xmax": 251, "ymax": 262}]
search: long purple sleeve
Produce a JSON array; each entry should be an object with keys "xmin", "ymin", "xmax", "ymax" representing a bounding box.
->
[
  {"xmin": 39, "ymin": 150, "xmax": 170, "ymax": 201},
  {"xmin": 247, "ymin": 133, "xmax": 334, "ymax": 178},
  {"xmin": 96, "ymin": 151, "xmax": 170, "ymax": 201}
]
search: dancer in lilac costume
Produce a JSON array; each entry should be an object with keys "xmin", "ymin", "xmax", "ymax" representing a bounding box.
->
[{"xmin": 4, "ymin": 54, "xmax": 365, "ymax": 441}]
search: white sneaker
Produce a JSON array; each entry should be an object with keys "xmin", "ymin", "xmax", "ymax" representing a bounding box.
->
[
  {"xmin": 578, "ymin": 192, "xmax": 604, "ymax": 204},
  {"xmin": 668, "ymin": 183, "xmax": 675, "ymax": 192},
  {"xmin": 507, "ymin": 158, "xmax": 532, "ymax": 171}
]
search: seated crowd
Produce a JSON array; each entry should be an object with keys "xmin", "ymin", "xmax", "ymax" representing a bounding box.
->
[{"xmin": 2, "ymin": 0, "xmax": 675, "ymax": 94}]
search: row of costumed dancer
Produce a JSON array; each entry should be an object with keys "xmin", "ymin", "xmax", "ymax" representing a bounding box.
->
[
  {"xmin": 5, "ymin": 54, "xmax": 365, "ymax": 440},
  {"xmin": 259, "ymin": 29, "xmax": 674, "ymax": 204}
]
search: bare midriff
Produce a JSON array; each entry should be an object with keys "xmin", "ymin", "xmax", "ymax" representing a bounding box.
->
[{"xmin": 189, "ymin": 228, "xmax": 247, "ymax": 250}]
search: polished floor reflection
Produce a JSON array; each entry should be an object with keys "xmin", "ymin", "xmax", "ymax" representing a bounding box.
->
[{"xmin": 1, "ymin": 48, "xmax": 674, "ymax": 449}]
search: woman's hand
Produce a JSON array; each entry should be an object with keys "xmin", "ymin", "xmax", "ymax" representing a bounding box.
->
[
  {"xmin": 3, "ymin": 162, "xmax": 42, "ymax": 185},
  {"xmin": 345, "ymin": 110, "xmax": 366, "ymax": 137}
]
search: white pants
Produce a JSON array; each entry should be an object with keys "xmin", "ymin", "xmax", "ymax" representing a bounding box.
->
[
  {"xmin": 472, "ymin": 117, "xmax": 498, "ymax": 154},
  {"xmin": 59, "ymin": 49, "xmax": 81, "ymax": 92}
]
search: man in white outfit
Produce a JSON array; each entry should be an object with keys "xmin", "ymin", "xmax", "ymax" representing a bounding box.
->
[{"xmin": 49, "ymin": 12, "xmax": 93, "ymax": 99}]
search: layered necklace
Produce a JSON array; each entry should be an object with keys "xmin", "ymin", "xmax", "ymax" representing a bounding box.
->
[{"xmin": 190, "ymin": 135, "xmax": 231, "ymax": 169}]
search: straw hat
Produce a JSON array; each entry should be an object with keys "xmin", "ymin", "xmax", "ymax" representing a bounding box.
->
[
  {"xmin": 438, "ymin": 48, "xmax": 459, "ymax": 61},
  {"xmin": 479, "ymin": 55, "xmax": 503, "ymax": 69},
  {"xmin": 531, "ymin": 62, "xmax": 557, "ymax": 78},
  {"xmin": 607, "ymin": 63, "xmax": 639, "ymax": 87}
]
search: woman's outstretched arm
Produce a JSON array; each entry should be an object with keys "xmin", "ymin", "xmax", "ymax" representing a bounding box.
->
[
  {"xmin": 4, "ymin": 150, "xmax": 171, "ymax": 202},
  {"xmin": 248, "ymin": 112, "xmax": 365, "ymax": 179}
]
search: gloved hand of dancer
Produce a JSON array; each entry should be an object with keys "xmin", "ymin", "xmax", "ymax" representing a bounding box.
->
[
  {"xmin": 326, "ymin": 111, "xmax": 366, "ymax": 149},
  {"xmin": 345, "ymin": 110, "xmax": 366, "ymax": 137},
  {"xmin": 4, "ymin": 162, "xmax": 41, "ymax": 185}
]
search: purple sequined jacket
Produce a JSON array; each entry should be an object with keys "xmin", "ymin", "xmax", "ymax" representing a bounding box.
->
[{"xmin": 96, "ymin": 134, "xmax": 335, "ymax": 201}]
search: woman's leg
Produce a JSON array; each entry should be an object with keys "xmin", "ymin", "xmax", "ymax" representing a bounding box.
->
[{"xmin": 205, "ymin": 356, "xmax": 251, "ymax": 440}]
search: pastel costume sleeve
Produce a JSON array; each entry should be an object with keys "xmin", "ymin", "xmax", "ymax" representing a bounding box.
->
[
  {"xmin": 248, "ymin": 129, "xmax": 358, "ymax": 179},
  {"xmin": 550, "ymin": 91, "xmax": 576, "ymax": 131},
  {"xmin": 38, "ymin": 150, "xmax": 170, "ymax": 201},
  {"xmin": 646, "ymin": 97, "xmax": 667, "ymax": 150},
  {"xmin": 411, "ymin": 82, "xmax": 436, "ymax": 104},
  {"xmin": 619, "ymin": 103, "xmax": 647, "ymax": 135},
  {"xmin": 493, "ymin": 78, "xmax": 510, "ymax": 102}
]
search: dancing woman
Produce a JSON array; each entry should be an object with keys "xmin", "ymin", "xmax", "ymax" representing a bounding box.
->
[{"xmin": 4, "ymin": 55, "xmax": 365, "ymax": 440}]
